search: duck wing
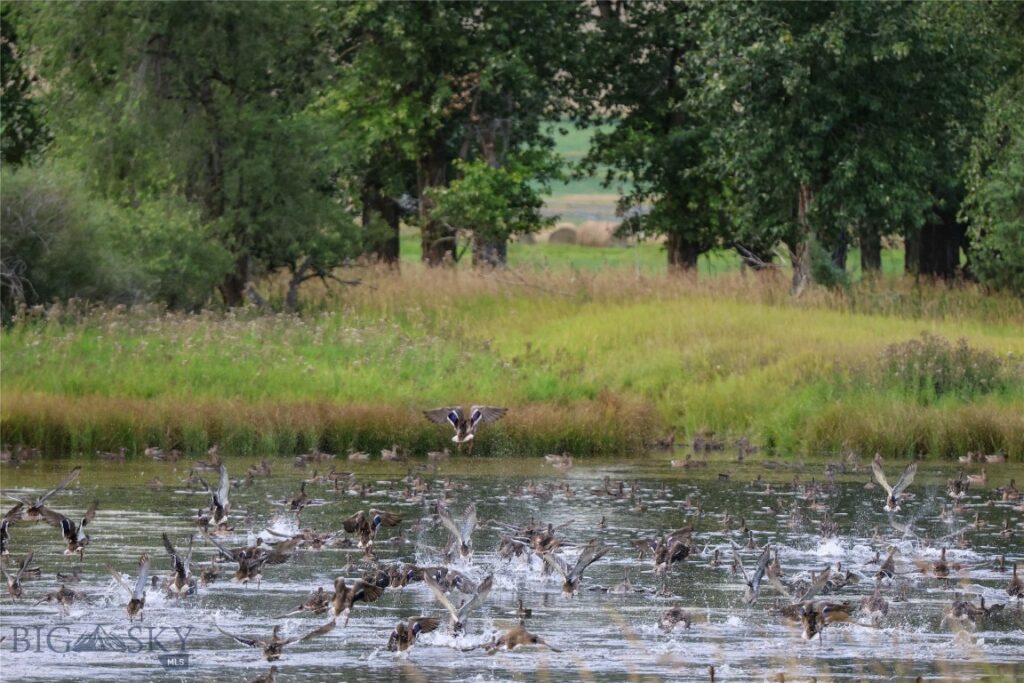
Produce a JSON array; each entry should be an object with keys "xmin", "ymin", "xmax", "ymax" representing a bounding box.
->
[
  {"xmin": 215, "ymin": 623, "xmax": 259, "ymax": 648},
  {"xmin": 15, "ymin": 551, "xmax": 33, "ymax": 582},
  {"xmin": 461, "ymin": 503, "xmax": 477, "ymax": 542},
  {"xmin": 369, "ymin": 509, "xmax": 402, "ymax": 528},
  {"xmin": 37, "ymin": 466, "xmax": 82, "ymax": 506},
  {"xmin": 342, "ymin": 510, "xmax": 366, "ymax": 533},
  {"xmin": 216, "ymin": 464, "xmax": 230, "ymax": 511},
  {"xmin": 437, "ymin": 503, "xmax": 463, "ymax": 541},
  {"xmin": 539, "ymin": 550, "xmax": 569, "ymax": 579},
  {"xmin": 423, "ymin": 572, "xmax": 460, "ymax": 621},
  {"xmin": 798, "ymin": 567, "xmax": 832, "ymax": 602},
  {"xmin": 133, "ymin": 554, "xmax": 150, "ymax": 600},
  {"xmin": 299, "ymin": 618, "xmax": 336, "ymax": 642},
  {"xmin": 569, "ymin": 541, "xmax": 610, "ymax": 582},
  {"xmin": 350, "ymin": 579, "xmax": 382, "ymax": 604},
  {"xmin": 457, "ymin": 574, "xmax": 493, "ymax": 622},
  {"xmin": 424, "ymin": 407, "xmax": 463, "ymax": 431},
  {"xmin": 871, "ymin": 460, "xmax": 893, "ymax": 496},
  {"xmin": 891, "ymin": 462, "xmax": 917, "ymax": 497},
  {"xmin": 411, "ymin": 616, "xmax": 440, "ymax": 635},
  {"xmin": 39, "ymin": 507, "xmax": 72, "ymax": 536},
  {"xmin": 469, "ymin": 406, "xmax": 506, "ymax": 429}
]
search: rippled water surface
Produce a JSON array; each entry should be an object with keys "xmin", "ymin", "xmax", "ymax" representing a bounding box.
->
[{"xmin": 1, "ymin": 454, "xmax": 1022, "ymax": 682}]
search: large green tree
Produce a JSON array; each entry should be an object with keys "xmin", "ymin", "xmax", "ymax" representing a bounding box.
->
[
  {"xmin": 328, "ymin": 1, "xmax": 585, "ymax": 265},
  {"xmin": 1, "ymin": 4, "xmax": 49, "ymax": 166},
  {"xmin": 693, "ymin": 1, "xmax": 992, "ymax": 292},
  {"xmin": 30, "ymin": 1, "xmax": 354, "ymax": 306},
  {"xmin": 579, "ymin": 1, "xmax": 727, "ymax": 272}
]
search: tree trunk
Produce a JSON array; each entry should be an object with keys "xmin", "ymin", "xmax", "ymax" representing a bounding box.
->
[
  {"xmin": 472, "ymin": 234, "xmax": 507, "ymax": 268},
  {"xmin": 905, "ymin": 206, "xmax": 966, "ymax": 279},
  {"xmin": 666, "ymin": 232, "xmax": 701, "ymax": 273},
  {"xmin": 790, "ymin": 185, "xmax": 814, "ymax": 297},
  {"xmin": 830, "ymin": 234, "xmax": 848, "ymax": 272},
  {"xmin": 859, "ymin": 224, "xmax": 882, "ymax": 274},
  {"xmin": 361, "ymin": 181, "xmax": 401, "ymax": 265},
  {"xmin": 219, "ymin": 254, "xmax": 248, "ymax": 307},
  {"xmin": 418, "ymin": 139, "xmax": 455, "ymax": 266}
]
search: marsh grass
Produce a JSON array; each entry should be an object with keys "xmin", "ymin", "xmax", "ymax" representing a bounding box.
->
[{"xmin": 2, "ymin": 267, "xmax": 1022, "ymax": 458}]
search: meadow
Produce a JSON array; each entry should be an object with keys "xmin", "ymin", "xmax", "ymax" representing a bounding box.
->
[{"xmin": 2, "ymin": 259, "xmax": 1022, "ymax": 460}]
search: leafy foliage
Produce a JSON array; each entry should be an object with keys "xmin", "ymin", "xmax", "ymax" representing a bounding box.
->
[
  {"xmin": 0, "ymin": 5, "xmax": 49, "ymax": 165},
  {"xmin": 879, "ymin": 333, "xmax": 1014, "ymax": 402}
]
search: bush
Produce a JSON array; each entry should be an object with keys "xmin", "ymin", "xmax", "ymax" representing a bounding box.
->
[
  {"xmin": 879, "ymin": 332, "xmax": 1012, "ymax": 402},
  {"xmin": 0, "ymin": 164, "xmax": 231, "ymax": 316}
]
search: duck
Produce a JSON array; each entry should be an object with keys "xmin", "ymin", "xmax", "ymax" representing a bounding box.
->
[
  {"xmin": 387, "ymin": 616, "xmax": 440, "ymax": 652},
  {"xmin": 540, "ymin": 540, "xmax": 610, "ymax": 597},
  {"xmin": 244, "ymin": 667, "xmax": 278, "ymax": 683},
  {"xmin": 734, "ymin": 544, "xmax": 772, "ymax": 605},
  {"xmin": 1008, "ymin": 563, "xmax": 1022, "ymax": 600},
  {"xmin": 198, "ymin": 464, "xmax": 231, "ymax": 532},
  {"xmin": 0, "ymin": 504, "xmax": 22, "ymax": 555},
  {"xmin": 276, "ymin": 587, "xmax": 330, "ymax": 618},
  {"xmin": 876, "ymin": 547, "xmax": 898, "ymax": 581},
  {"xmin": 161, "ymin": 533, "xmax": 196, "ymax": 597},
  {"xmin": 653, "ymin": 532, "xmax": 691, "ymax": 574},
  {"xmin": 1, "ymin": 551, "xmax": 33, "ymax": 599},
  {"xmin": 947, "ymin": 471, "xmax": 969, "ymax": 499},
  {"xmin": 380, "ymin": 445, "xmax": 406, "ymax": 463},
  {"xmin": 34, "ymin": 584, "xmax": 90, "ymax": 615},
  {"xmin": 437, "ymin": 501, "xmax": 476, "ymax": 560},
  {"xmin": 423, "ymin": 573, "xmax": 493, "ymax": 634},
  {"xmin": 966, "ymin": 468, "xmax": 987, "ymax": 486},
  {"xmin": 871, "ymin": 455, "xmax": 917, "ymax": 512},
  {"xmin": 205, "ymin": 534, "xmax": 272, "ymax": 585},
  {"xmin": 342, "ymin": 509, "xmax": 403, "ymax": 547},
  {"xmin": 485, "ymin": 625, "xmax": 562, "ymax": 653},
  {"xmin": 545, "ymin": 452, "xmax": 573, "ymax": 469},
  {"xmin": 3, "ymin": 466, "xmax": 81, "ymax": 523},
  {"xmin": 423, "ymin": 405, "xmax": 507, "ymax": 452},
  {"xmin": 658, "ymin": 606, "xmax": 692, "ymax": 631},
  {"xmin": 282, "ymin": 482, "xmax": 313, "ymax": 519},
  {"xmin": 328, "ymin": 577, "xmax": 383, "ymax": 624},
  {"xmin": 108, "ymin": 553, "xmax": 150, "ymax": 621},
  {"xmin": 40, "ymin": 501, "xmax": 97, "ymax": 558},
  {"xmin": 860, "ymin": 582, "xmax": 889, "ymax": 622},
  {"xmin": 799, "ymin": 601, "xmax": 856, "ymax": 640},
  {"xmin": 215, "ymin": 622, "xmax": 335, "ymax": 661}
]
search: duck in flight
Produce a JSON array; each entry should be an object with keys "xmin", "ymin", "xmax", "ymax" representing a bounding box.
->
[
  {"xmin": 871, "ymin": 455, "xmax": 917, "ymax": 512},
  {"xmin": 41, "ymin": 501, "xmax": 97, "ymax": 558},
  {"xmin": 424, "ymin": 406, "xmax": 507, "ymax": 453}
]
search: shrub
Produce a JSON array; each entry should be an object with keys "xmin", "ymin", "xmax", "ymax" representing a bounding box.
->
[{"xmin": 879, "ymin": 332, "xmax": 1011, "ymax": 402}]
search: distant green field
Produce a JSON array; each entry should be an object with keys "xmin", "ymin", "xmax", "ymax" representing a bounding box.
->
[{"xmin": 399, "ymin": 229, "xmax": 906, "ymax": 278}]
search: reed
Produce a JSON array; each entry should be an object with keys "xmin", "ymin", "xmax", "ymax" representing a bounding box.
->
[{"xmin": 2, "ymin": 265, "xmax": 1021, "ymax": 458}]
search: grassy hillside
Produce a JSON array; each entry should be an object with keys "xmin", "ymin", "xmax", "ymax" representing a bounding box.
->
[{"xmin": 2, "ymin": 268, "xmax": 1021, "ymax": 459}]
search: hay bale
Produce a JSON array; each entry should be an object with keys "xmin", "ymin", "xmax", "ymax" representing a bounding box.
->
[{"xmin": 547, "ymin": 226, "xmax": 578, "ymax": 245}]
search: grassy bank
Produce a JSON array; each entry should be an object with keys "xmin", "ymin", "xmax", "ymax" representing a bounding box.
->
[{"xmin": 2, "ymin": 268, "xmax": 1023, "ymax": 458}]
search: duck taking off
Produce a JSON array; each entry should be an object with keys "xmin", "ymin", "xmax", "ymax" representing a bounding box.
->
[
  {"xmin": 871, "ymin": 455, "xmax": 917, "ymax": 512},
  {"xmin": 424, "ymin": 406, "xmax": 507, "ymax": 452}
]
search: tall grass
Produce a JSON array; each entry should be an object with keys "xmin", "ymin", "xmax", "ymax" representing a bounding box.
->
[{"xmin": 2, "ymin": 267, "xmax": 1022, "ymax": 458}]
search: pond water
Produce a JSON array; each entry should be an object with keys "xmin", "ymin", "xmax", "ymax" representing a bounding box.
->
[{"xmin": 1, "ymin": 454, "xmax": 1022, "ymax": 682}]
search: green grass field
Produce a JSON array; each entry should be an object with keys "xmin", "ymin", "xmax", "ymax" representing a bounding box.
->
[{"xmin": 2, "ymin": 267, "xmax": 1022, "ymax": 459}]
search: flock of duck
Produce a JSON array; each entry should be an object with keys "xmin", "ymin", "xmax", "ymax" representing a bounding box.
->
[{"xmin": 1, "ymin": 407, "xmax": 1023, "ymax": 682}]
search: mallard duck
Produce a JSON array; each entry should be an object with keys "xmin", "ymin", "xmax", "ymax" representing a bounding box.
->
[
  {"xmin": 275, "ymin": 586, "xmax": 330, "ymax": 619},
  {"xmin": 161, "ymin": 533, "xmax": 196, "ymax": 597},
  {"xmin": 387, "ymin": 616, "xmax": 440, "ymax": 652},
  {"xmin": 799, "ymin": 601, "xmax": 855, "ymax": 640},
  {"xmin": 198, "ymin": 464, "xmax": 231, "ymax": 532},
  {"xmin": 423, "ymin": 405, "xmax": 507, "ymax": 452},
  {"xmin": 966, "ymin": 468, "xmax": 987, "ymax": 486},
  {"xmin": 653, "ymin": 532, "xmax": 691, "ymax": 575},
  {"xmin": 437, "ymin": 501, "xmax": 476, "ymax": 560},
  {"xmin": 1, "ymin": 551, "xmax": 33, "ymax": 599},
  {"xmin": 40, "ymin": 501, "xmax": 97, "ymax": 558},
  {"xmin": 486, "ymin": 625, "xmax": 562, "ymax": 653},
  {"xmin": 205, "ymin": 534, "xmax": 271, "ymax": 585},
  {"xmin": 540, "ymin": 540, "xmax": 610, "ymax": 597},
  {"xmin": 860, "ymin": 582, "xmax": 889, "ymax": 622},
  {"xmin": 875, "ymin": 546, "xmax": 898, "ymax": 581},
  {"xmin": 871, "ymin": 456, "xmax": 917, "ymax": 512},
  {"xmin": 734, "ymin": 543, "xmax": 772, "ymax": 605},
  {"xmin": 215, "ymin": 622, "xmax": 335, "ymax": 661},
  {"xmin": 342, "ymin": 509, "xmax": 402, "ymax": 547},
  {"xmin": 329, "ymin": 577, "xmax": 382, "ymax": 624},
  {"xmin": 658, "ymin": 606, "xmax": 692, "ymax": 631},
  {"xmin": 947, "ymin": 471, "xmax": 969, "ymax": 499},
  {"xmin": 0, "ymin": 504, "xmax": 22, "ymax": 555},
  {"xmin": 108, "ymin": 553, "xmax": 150, "ymax": 621},
  {"xmin": 1008, "ymin": 563, "xmax": 1022, "ymax": 600},
  {"xmin": 3, "ymin": 466, "xmax": 81, "ymax": 523},
  {"xmin": 34, "ymin": 584, "xmax": 90, "ymax": 614},
  {"xmin": 423, "ymin": 572, "xmax": 493, "ymax": 634}
]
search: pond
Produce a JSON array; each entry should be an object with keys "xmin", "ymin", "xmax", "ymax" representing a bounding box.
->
[{"xmin": 1, "ymin": 453, "xmax": 1022, "ymax": 682}]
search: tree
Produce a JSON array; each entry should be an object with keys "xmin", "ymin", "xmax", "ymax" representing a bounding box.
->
[
  {"xmin": 328, "ymin": 1, "xmax": 586, "ymax": 265},
  {"xmin": 1, "ymin": 4, "xmax": 49, "ymax": 165},
  {"xmin": 429, "ymin": 152, "xmax": 557, "ymax": 266},
  {"xmin": 693, "ymin": 1, "xmax": 992, "ymax": 293},
  {"xmin": 961, "ymin": 8, "xmax": 1024, "ymax": 295},
  {"xmin": 29, "ymin": 2, "xmax": 355, "ymax": 306},
  {"xmin": 580, "ymin": 1, "xmax": 727, "ymax": 272}
]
